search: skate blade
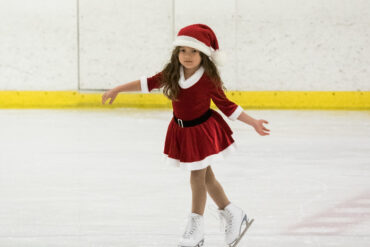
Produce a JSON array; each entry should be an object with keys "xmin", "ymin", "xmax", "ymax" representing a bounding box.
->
[
  {"xmin": 178, "ymin": 238, "xmax": 204, "ymax": 247},
  {"xmin": 229, "ymin": 218, "xmax": 254, "ymax": 247}
]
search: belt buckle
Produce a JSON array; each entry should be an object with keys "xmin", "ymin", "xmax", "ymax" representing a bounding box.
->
[{"xmin": 177, "ymin": 118, "xmax": 184, "ymax": 128}]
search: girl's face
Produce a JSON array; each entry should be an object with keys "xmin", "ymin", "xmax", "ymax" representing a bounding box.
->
[{"xmin": 178, "ymin": 46, "xmax": 202, "ymax": 70}]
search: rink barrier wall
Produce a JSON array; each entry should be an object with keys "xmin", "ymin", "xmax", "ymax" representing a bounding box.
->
[{"xmin": 0, "ymin": 91, "xmax": 369, "ymax": 110}]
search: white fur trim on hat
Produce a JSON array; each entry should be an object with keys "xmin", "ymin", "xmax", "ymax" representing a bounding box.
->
[{"xmin": 173, "ymin": 35, "xmax": 212, "ymax": 56}]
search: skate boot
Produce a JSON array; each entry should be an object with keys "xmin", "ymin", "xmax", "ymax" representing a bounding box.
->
[
  {"xmin": 178, "ymin": 213, "xmax": 205, "ymax": 247},
  {"xmin": 218, "ymin": 203, "xmax": 254, "ymax": 247}
]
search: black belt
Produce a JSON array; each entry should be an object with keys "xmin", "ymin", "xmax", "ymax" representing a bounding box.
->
[{"xmin": 173, "ymin": 109, "xmax": 213, "ymax": 128}]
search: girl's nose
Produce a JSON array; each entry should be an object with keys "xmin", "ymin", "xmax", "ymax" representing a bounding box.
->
[{"xmin": 184, "ymin": 52, "xmax": 193, "ymax": 57}]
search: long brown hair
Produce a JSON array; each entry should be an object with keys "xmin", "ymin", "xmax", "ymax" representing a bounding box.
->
[{"xmin": 160, "ymin": 47, "xmax": 224, "ymax": 100}]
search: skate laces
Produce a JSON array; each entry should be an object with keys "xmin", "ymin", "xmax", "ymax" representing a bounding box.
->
[
  {"xmin": 183, "ymin": 215, "xmax": 200, "ymax": 239},
  {"xmin": 208, "ymin": 204, "xmax": 233, "ymax": 233},
  {"xmin": 223, "ymin": 209, "xmax": 234, "ymax": 233},
  {"xmin": 208, "ymin": 204, "xmax": 223, "ymax": 232}
]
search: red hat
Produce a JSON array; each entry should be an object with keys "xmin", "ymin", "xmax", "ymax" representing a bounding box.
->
[{"xmin": 173, "ymin": 24, "xmax": 226, "ymax": 66}]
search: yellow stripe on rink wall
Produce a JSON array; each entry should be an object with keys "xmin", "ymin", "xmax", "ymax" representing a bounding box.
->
[{"xmin": 0, "ymin": 91, "xmax": 369, "ymax": 110}]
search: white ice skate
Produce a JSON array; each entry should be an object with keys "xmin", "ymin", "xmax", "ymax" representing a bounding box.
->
[
  {"xmin": 219, "ymin": 203, "xmax": 254, "ymax": 247},
  {"xmin": 178, "ymin": 213, "xmax": 205, "ymax": 247}
]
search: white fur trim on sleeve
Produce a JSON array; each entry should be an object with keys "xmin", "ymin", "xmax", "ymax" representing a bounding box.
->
[
  {"xmin": 228, "ymin": 105, "xmax": 244, "ymax": 121},
  {"xmin": 140, "ymin": 76, "xmax": 149, "ymax": 93}
]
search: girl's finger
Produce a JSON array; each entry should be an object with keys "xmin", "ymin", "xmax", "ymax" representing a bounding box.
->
[
  {"xmin": 261, "ymin": 130, "xmax": 269, "ymax": 135},
  {"xmin": 259, "ymin": 129, "xmax": 270, "ymax": 135},
  {"xmin": 109, "ymin": 95, "xmax": 116, "ymax": 104},
  {"xmin": 103, "ymin": 95, "xmax": 110, "ymax": 105},
  {"xmin": 263, "ymin": 120, "xmax": 269, "ymax": 124}
]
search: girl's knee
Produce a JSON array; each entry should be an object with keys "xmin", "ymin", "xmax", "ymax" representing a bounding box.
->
[
  {"xmin": 205, "ymin": 166, "xmax": 216, "ymax": 185},
  {"xmin": 205, "ymin": 176, "xmax": 217, "ymax": 187},
  {"xmin": 190, "ymin": 168, "xmax": 207, "ymax": 184}
]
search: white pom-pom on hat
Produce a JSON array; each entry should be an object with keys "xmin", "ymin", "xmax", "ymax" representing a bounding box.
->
[
  {"xmin": 211, "ymin": 49, "xmax": 227, "ymax": 67},
  {"xmin": 173, "ymin": 24, "xmax": 226, "ymax": 66}
]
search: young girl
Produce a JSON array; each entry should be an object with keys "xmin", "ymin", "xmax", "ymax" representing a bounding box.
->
[{"xmin": 102, "ymin": 24, "xmax": 270, "ymax": 247}]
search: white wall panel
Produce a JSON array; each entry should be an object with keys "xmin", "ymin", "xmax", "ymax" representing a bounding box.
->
[
  {"xmin": 236, "ymin": 0, "xmax": 370, "ymax": 91},
  {"xmin": 79, "ymin": 0, "xmax": 172, "ymax": 90},
  {"xmin": 0, "ymin": 0, "xmax": 369, "ymax": 91},
  {"xmin": 0, "ymin": 0, "xmax": 77, "ymax": 90}
]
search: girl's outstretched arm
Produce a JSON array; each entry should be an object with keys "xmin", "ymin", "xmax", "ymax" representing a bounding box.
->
[
  {"xmin": 237, "ymin": 111, "xmax": 270, "ymax": 136},
  {"xmin": 102, "ymin": 80, "xmax": 140, "ymax": 104}
]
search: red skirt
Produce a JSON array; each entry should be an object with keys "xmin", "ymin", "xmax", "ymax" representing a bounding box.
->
[{"xmin": 164, "ymin": 109, "xmax": 235, "ymax": 170}]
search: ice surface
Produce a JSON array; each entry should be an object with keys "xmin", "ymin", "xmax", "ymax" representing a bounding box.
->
[{"xmin": 0, "ymin": 109, "xmax": 369, "ymax": 247}]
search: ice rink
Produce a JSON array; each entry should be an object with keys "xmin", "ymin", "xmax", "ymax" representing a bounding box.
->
[{"xmin": 0, "ymin": 109, "xmax": 369, "ymax": 247}]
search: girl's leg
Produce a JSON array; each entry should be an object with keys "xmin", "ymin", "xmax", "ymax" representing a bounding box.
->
[
  {"xmin": 190, "ymin": 168, "xmax": 208, "ymax": 215},
  {"xmin": 205, "ymin": 166, "xmax": 230, "ymax": 210}
]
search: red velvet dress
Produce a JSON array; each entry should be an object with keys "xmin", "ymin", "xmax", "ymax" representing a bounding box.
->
[{"xmin": 140, "ymin": 66, "xmax": 243, "ymax": 170}]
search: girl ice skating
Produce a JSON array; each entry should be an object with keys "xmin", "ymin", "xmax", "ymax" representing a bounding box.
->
[{"xmin": 102, "ymin": 24, "xmax": 270, "ymax": 247}]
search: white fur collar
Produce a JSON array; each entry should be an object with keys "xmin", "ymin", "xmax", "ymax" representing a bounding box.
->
[{"xmin": 179, "ymin": 66, "xmax": 205, "ymax": 89}]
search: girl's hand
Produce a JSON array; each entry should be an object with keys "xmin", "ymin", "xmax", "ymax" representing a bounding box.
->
[
  {"xmin": 253, "ymin": 119, "xmax": 270, "ymax": 136},
  {"xmin": 102, "ymin": 89, "xmax": 119, "ymax": 105}
]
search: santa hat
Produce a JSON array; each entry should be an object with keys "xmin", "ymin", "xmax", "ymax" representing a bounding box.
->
[{"xmin": 173, "ymin": 24, "xmax": 226, "ymax": 66}]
